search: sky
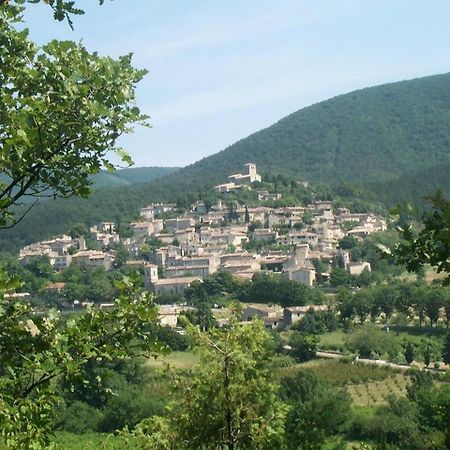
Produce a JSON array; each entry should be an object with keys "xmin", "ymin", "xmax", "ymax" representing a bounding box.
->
[{"xmin": 23, "ymin": 0, "xmax": 450, "ymax": 168}]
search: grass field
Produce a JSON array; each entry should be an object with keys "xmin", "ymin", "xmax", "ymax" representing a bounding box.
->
[
  {"xmin": 146, "ymin": 351, "xmax": 199, "ymax": 370},
  {"xmin": 319, "ymin": 330, "xmax": 347, "ymax": 351}
]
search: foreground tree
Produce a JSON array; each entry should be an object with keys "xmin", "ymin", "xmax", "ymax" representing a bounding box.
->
[
  {"xmin": 0, "ymin": 3, "xmax": 155, "ymax": 448},
  {"xmin": 391, "ymin": 191, "xmax": 450, "ymax": 285},
  {"xmin": 0, "ymin": 275, "xmax": 163, "ymax": 449},
  {"xmin": 0, "ymin": 6, "xmax": 147, "ymax": 228},
  {"xmin": 281, "ymin": 370, "xmax": 352, "ymax": 450},
  {"xmin": 133, "ymin": 319, "xmax": 288, "ymax": 449}
]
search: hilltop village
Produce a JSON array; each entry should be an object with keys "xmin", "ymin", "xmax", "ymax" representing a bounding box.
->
[{"xmin": 17, "ymin": 164, "xmax": 388, "ymax": 327}]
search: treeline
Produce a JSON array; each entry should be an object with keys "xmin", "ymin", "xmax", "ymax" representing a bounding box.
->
[
  {"xmin": 167, "ymin": 271, "xmax": 326, "ymax": 309},
  {"xmin": 337, "ymin": 281, "xmax": 450, "ymax": 328}
]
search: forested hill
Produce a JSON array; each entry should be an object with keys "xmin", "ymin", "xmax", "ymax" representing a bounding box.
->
[
  {"xmin": 91, "ymin": 71, "xmax": 450, "ymax": 193},
  {"xmin": 91, "ymin": 166, "xmax": 180, "ymax": 188},
  {"xmin": 2, "ymin": 73, "xmax": 450, "ymax": 251},
  {"xmin": 178, "ymin": 72, "xmax": 450, "ymax": 185}
]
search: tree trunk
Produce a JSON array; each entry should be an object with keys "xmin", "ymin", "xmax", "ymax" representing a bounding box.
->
[{"xmin": 224, "ymin": 352, "xmax": 234, "ymax": 450}]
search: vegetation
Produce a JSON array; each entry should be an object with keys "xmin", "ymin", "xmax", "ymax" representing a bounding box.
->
[
  {"xmin": 0, "ymin": 4, "xmax": 147, "ymax": 229},
  {"xmin": 91, "ymin": 167, "xmax": 180, "ymax": 189},
  {"xmin": 133, "ymin": 319, "xmax": 288, "ymax": 450},
  {"xmin": 4, "ymin": 73, "xmax": 450, "ymax": 250}
]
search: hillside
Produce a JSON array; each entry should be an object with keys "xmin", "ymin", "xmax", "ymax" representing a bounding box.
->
[
  {"xmin": 2, "ymin": 73, "xmax": 450, "ymax": 251},
  {"xmin": 90, "ymin": 166, "xmax": 180, "ymax": 189},
  {"xmin": 180, "ymin": 72, "xmax": 450, "ymax": 185}
]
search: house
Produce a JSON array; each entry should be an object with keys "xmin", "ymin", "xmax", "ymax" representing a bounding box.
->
[
  {"xmin": 283, "ymin": 305, "xmax": 328, "ymax": 327},
  {"xmin": 251, "ymin": 229, "xmax": 277, "ymax": 242},
  {"xmin": 192, "ymin": 201, "xmax": 208, "ymax": 215},
  {"xmin": 262, "ymin": 316, "xmax": 284, "ymax": 330},
  {"xmin": 213, "ymin": 182, "xmax": 243, "ymax": 194},
  {"xmin": 153, "ymin": 203, "xmax": 176, "ymax": 215},
  {"xmin": 53, "ymin": 254, "xmax": 72, "ymax": 271},
  {"xmin": 257, "ymin": 191, "xmax": 282, "ymax": 201},
  {"xmin": 91, "ymin": 222, "xmax": 116, "ymax": 234},
  {"xmin": 165, "ymin": 217, "xmax": 195, "ymax": 233},
  {"xmin": 139, "ymin": 205, "xmax": 155, "ymax": 220},
  {"xmin": 152, "ymin": 277, "xmax": 201, "ymax": 296},
  {"xmin": 276, "ymin": 231, "xmax": 319, "ymax": 247},
  {"xmin": 286, "ymin": 267, "xmax": 316, "ymax": 287},
  {"xmin": 71, "ymin": 250, "xmax": 114, "ymax": 270},
  {"xmin": 41, "ymin": 234, "xmax": 73, "ymax": 255},
  {"xmin": 241, "ymin": 304, "xmax": 283, "ymax": 322},
  {"xmin": 349, "ymin": 261, "xmax": 371, "ymax": 276},
  {"xmin": 158, "ymin": 305, "xmax": 180, "ymax": 328},
  {"xmin": 130, "ymin": 221, "xmax": 155, "ymax": 240},
  {"xmin": 143, "ymin": 264, "xmax": 201, "ymax": 296},
  {"xmin": 165, "ymin": 265, "xmax": 211, "ymax": 280}
]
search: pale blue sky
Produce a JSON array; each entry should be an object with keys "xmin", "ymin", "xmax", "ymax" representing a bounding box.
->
[{"xmin": 23, "ymin": 0, "xmax": 450, "ymax": 167}]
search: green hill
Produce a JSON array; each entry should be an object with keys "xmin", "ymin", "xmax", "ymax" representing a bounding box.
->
[
  {"xmin": 91, "ymin": 166, "xmax": 180, "ymax": 188},
  {"xmin": 179, "ymin": 72, "xmax": 450, "ymax": 185},
  {"xmin": 2, "ymin": 73, "xmax": 450, "ymax": 251}
]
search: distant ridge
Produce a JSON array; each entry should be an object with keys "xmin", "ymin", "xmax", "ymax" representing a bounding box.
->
[{"xmin": 91, "ymin": 166, "xmax": 180, "ymax": 188}]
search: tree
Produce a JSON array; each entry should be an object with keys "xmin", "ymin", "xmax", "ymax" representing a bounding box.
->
[
  {"xmin": 0, "ymin": 275, "xmax": 163, "ymax": 448},
  {"xmin": 289, "ymin": 333, "xmax": 319, "ymax": 362},
  {"xmin": 69, "ymin": 223, "xmax": 89, "ymax": 239},
  {"xmin": 404, "ymin": 341, "xmax": 415, "ymax": 365},
  {"xmin": 391, "ymin": 191, "xmax": 450, "ymax": 285},
  {"xmin": 425, "ymin": 287, "xmax": 444, "ymax": 327},
  {"xmin": 443, "ymin": 333, "xmax": 450, "ymax": 365},
  {"xmin": 330, "ymin": 267, "xmax": 350, "ymax": 287},
  {"xmin": 244, "ymin": 205, "xmax": 250, "ymax": 223},
  {"xmin": 281, "ymin": 370, "xmax": 351, "ymax": 450},
  {"xmin": 1, "ymin": 0, "xmax": 109, "ymax": 28},
  {"xmin": 0, "ymin": 6, "xmax": 148, "ymax": 228},
  {"xmin": 0, "ymin": 3, "xmax": 155, "ymax": 447},
  {"xmin": 136, "ymin": 319, "xmax": 288, "ymax": 449}
]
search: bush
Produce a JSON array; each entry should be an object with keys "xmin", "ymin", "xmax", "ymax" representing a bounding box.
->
[
  {"xmin": 345, "ymin": 323, "xmax": 401, "ymax": 359},
  {"xmin": 55, "ymin": 401, "xmax": 103, "ymax": 434}
]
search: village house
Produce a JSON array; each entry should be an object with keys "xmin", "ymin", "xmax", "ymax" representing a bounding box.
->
[
  {"xmin": 241, "ymin": 304, "xmax": 284, "ymax": 330},
  {"xmin": 143, "ymin": 263, "xmax": 201, "ymax": 296},
  {"xmin": 53, "ymin": 254, "xmax": 73, "ymax": 271},
  {"xmin": 153, "ymin": 232, "xmax": 176, "ymax": 244},
  {"xmin": 158, "ymin": 305, "xmax": 180, "ymax": 328},
  {"xmin": 287, "ymin": 267, "xmax": 316, "ymax": 286},
  {"xmin": 71, "ymin": 250, "xmax": 114, "ymax": 270},
  {"xmin": 242, "ymin": 304, "xmax": 283, "ymax": 321},
  {"xmin": 19, "ymin": 235, "xmax": 87, "ymax": 270},
  {"xmin": 90, "ymin": 222, "xmax": 116, "ymax": 234},
  {"xmin": 349, "ymin": 261, "xmax": 372, "ymax": 276},
  {"xmin": 165, "ymin": 217, "xmax": 195, "ymax": 233},
  {"xmin": 153, "ymin": 203, "xmax": 177, "ymax": 215},
  {"xmin": 164, "ymin": 254, "xmax": 220, "ymax": 280},
  {"xmin": 283, "ymin": 304, "xmax": 329, "ymax": 328},
  {"xmin": 139, "ymin": 205, "xmax": 155, "ymax": 221},
  {"xmin": 199, "ymin": 227, "xmax": 248, "ymax": 248},
  {"xmin": 251, "ymin": 228, "xmax": 278, "ymax": 242},
  {"xmin": 257, "ymin": 191, "xmax": 282, "ymax": 201},
  {"xmin": 19, "ymin": 245, "xmax": 58, "ymax": 265},
  {"xmin": 276, "ymin": 231, "xmax": 319, "ymax": 247},
  {"xmin": 192, "ymin": 201, "xmax": 208, "ymax": 215},
  {"xmin": 40, "ymin": 234, "xmax": 73, "ymax": 255}
]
